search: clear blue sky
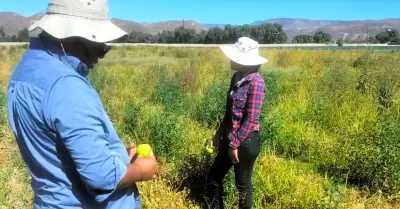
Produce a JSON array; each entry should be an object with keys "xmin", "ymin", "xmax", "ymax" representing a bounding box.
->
[{"xmin": 1, "ymin": 0, "xmax": 399, "ymax": 24}]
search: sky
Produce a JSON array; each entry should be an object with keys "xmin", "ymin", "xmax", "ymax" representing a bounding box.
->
[{"xmin": 1, "ymin": 0, "xmax": 399, "ymax": 25}]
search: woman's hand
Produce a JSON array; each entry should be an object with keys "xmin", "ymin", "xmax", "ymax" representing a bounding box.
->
[
  {"xmin": 229, "ymin": 148, "xmax": 239, "ymax": 164},
  {"xmin": 209, "ymin": 134, "xmax": 221, "ymax": 149}
]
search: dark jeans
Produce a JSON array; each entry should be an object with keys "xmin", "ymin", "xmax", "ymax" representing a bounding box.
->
[{"xmin": 207, "ymin": 132, "xmax": 261, "ymax": 209}]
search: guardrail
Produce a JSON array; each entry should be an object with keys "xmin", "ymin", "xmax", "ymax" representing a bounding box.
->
[{"xmin": 0, "ymin": 42, "xmax": 396, "ymax": 47}]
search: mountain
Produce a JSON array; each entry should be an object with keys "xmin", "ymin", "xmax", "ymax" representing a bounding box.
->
[
  {"xmin": 0, "ymin": 12, "xmax": 207, "ymax": 36},
  {"xmin": 111, "ymin": 18, "xmax": 149, "ymax": 33},
  {"xmin": 140, "ymin": 20, "xmax": 208, "ymax": 33},
  {"xmin": 252, "ymin": 18, "xmax": 400, "ymax": 41},
  {"xmin": 252, "ymin": 19, "xmax": 344, "ymax": 30},
  {"xmin": 203, "ymin": 24, "xmax": 229, "ymax": 29},
  {"xmin": 204, "ymin": 18, "xmax": 400, "ymax": 41},
  {"xmin": 1, "ymin": 12, "xmax": 399, "ymax": 42},
  {"xmin": 0, "ymin": 12, "xmax": 43, "ymax": 35}
]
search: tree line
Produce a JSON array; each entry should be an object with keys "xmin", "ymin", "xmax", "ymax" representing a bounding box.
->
[
  {"xmin": 292, "ymin": 31, "xmax": 332, "ymax": 44},
  {"xmin": 292, "ymin": 29, "xmax": 400, "ymax": 45},
  {"xmin": 0, "ymin": 27, "xmax": 30, "ymax": 42},
  {"xmin": 114, "ymin": 23, "xmax": 288, "ymax": 44},
  {"xmin": 1, "ymin": 25, "xmax": 399, "ymax": 45},
  {"xmin": 374, "ymin": 29, "xmax": 400, "ymax": 45},
  {"xmin": 0, "ymin": 24, "xmax": 288, "ymax": 44}
]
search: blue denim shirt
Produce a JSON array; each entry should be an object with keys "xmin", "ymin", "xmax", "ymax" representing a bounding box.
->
[{"xmin": 7, "ymin": 38, "xmax": 140, "ymax": 209}]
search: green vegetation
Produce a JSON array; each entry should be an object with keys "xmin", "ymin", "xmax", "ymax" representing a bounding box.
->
[
  {"xmin": 0, "ymin": 27, "xmax": 29, "ymax": 42},
  {"xmin": 0, "ymin": 46, "xmax": 400, "ymax": 208},
  {"xmin": 375, "ymin": 29, "xmax": 400, "ymax": 45},
  {"xmin": 3, "ymin": 25, "xmax": 400, "ymax": 46},
  {"xmin": 116, "ymin": 23, "xmax": 288, "ymax": 44},
  {"xmin": 292, "ymin": 31, "xmax": 332, "ymax": 44},
  {"xmin": 292, "ymin": 34, "xmax": 314, "ymax": 43},
  {"xmin": 337, "ymin": 38, "xmax": 344, "ymax": 46},
  {"xmin": 1, "ymin": 24, "xmax": 288, "ymax": 44}
]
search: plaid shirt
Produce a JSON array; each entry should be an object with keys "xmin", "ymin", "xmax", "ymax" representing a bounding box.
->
[{"xmin": 217, "ymin": 72, "xmax": 266, "ymax": 149}]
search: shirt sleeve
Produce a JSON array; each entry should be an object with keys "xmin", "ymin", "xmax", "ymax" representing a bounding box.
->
[
  {"xmin": 228, "ymin": 79, "xmax": 265, "ymax": 149},
  {"xmin": 43, "ymin": 75, "xmax": 127, "ymax": 203}
]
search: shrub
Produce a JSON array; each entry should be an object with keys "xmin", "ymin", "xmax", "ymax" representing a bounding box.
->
[
  {"xmin": 352, "ymin": 52, "xmax": 379, "ymax": 69},
  {"xmin": 274, "ymin": 50, "xmax": 296, "ymax": 68},
  {"xmin": 0, "ymin": 50, "xmax": 5, "ymax": 61},
  {"xmin": 172, "ymin": 155, "xmax": 214, "ymax": 208},
  {"xmin": 0, "ymin": 92, "xmax": 7, "ymax": 125},
  {"xmin": 194, "ymin": 82, "xmax": 227, "ymax": 128},
  {"xmin": 375, "ymin": 114, "xmax": 400, "ymax": 193},
  {"xmin": 7, "ymin": 46, "xmax": 16, "ymax": 55},
  {"xmin": 88, "ymin": 66, "xmax": 114, "ymax": 95},
  {"xmin": 145, "ymin": 113, "xmax": 184, "ymax": 161},
  {"xmin": 178, "ymin": 59, "xmax": 199, "ymax": 93},
  {"xmin": 122, "ymin": 102, "xmax": 141, "ymax": 136},
  {"xmin": 155, "ymin": 75, "xmax": 183, "ymax": 114},
  {"xmin": 337, "ymin": 39, "xmax": 344, "ymax": 47}
]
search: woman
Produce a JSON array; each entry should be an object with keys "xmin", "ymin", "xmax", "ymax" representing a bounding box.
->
[{"xmin": 207, "ymin": 37, "xmax": 268, "ymax": 209}]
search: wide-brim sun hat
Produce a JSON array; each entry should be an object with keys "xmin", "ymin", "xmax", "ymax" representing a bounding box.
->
[
  {"xmin": 220, "ymin": 37, "xmax": 268, "ymax": 66},
  {"xmin": 28, "ymin": 0, "xmax": 127, "ymax": 43}
]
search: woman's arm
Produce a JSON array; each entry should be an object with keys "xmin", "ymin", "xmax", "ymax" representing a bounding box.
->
[
  {"xmin": 212, "ymin": 73, "xmax": 237, "ymax": 141},
  {"xmin": 214, "ymin": 112, "xmax": 227, "ymax": 139},
  {"xmin": 228, "ymin": 78, "xmax": 265, "ymax": 149},
  {"xmin": 215, "ymin": 73, "xmax": 237, "ymax": 137}
]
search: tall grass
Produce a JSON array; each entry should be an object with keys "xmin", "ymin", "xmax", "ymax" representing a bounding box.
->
[
  {"xmin": 0, "ymin": 45, "xmax": 399, "ymax": 208},
  {"xmin": 93, "ymin": 46, "xmax": 400, "ymax": 208}
]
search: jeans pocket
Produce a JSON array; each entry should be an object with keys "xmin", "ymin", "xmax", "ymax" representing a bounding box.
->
[{"xmin": 239, "ymin": 132, "xmax": 261, "ymax": 158}]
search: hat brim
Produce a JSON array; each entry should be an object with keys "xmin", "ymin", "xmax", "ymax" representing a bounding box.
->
[
  {"xmin": 220, "ymin": 46, "xmax": 268, "ymax": 66},
  {"xmin": 29, "ymin": 14, "xmax": 127, "ymax": 43}
]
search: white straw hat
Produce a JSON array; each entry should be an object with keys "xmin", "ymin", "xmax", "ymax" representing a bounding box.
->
[
  {"xmin": 28, "ymin": 0, "xmax": 127, "ymax": 43},
  {"xmin": 220, "ymin": 37, "xmax": 268, "ymax": 66}
]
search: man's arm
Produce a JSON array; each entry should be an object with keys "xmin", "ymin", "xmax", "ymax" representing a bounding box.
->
[
  {"xmin": 118, "ymin": 156, "xmax": 157, "ymax": 188},
  {"xmin": 44, "ymin": 75, "xmax": 141, "ymax": 202}
]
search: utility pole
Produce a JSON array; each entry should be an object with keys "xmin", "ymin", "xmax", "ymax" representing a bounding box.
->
[{"xmin": 183, "ymin": 19, "xmax": 185, "ymax": 29}]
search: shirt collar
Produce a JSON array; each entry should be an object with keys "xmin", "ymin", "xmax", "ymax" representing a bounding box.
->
[
  {"xmin": 29, "ymin": 38, "xmax": 89, "ymax": 77},
  {"xmin": 235, "ymin": 72, "xmax": 258, "ymax": 87}
]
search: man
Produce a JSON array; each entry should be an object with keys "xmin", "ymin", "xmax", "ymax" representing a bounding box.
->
[{"xmin": 6, "ymin": 0, "xmax": 157, "ymax": 208}]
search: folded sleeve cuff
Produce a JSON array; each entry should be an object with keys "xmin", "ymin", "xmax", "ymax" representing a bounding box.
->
[
  {"xmin": 228, "ymin": 132, "xmax": 241, "ymax": 149},
  {"xmin": 87, "ymin": 155, "xmax": 127, "ymax": 203},
  {"xmin": 115, "ymin": 155, "xmax": 128, "ymax": 187}
]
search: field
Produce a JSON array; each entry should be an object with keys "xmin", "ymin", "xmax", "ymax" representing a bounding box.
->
[{"xmin": 0, "ymin": 45, "xmax": 400, "ymax": 209}]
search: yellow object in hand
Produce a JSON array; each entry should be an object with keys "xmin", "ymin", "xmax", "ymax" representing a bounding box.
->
[
  {"xmin": 206, "ymin": 145, "xmax": 215, "ymax": 154},
  {"xmin": 136, "ymin": 144, "xmax": 153, "ymax": 158}
]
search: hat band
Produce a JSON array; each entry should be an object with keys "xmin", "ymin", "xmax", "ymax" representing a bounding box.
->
[
  {"xmin": 234, "ymin": 46, "xmax": 259, "ymax": 56},
  {"xmin": 46, "ymin": 3, "xmax": 109, "ymax": 20}
]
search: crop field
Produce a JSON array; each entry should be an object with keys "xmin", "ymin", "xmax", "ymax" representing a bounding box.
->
[{"xmin": 0, "ymin": 45, "xmax": 399, "ymax": 209}]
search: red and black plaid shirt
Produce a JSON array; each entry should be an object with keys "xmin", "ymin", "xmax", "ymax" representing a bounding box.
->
[{"xmin": 217, "ymin": 72, "xmax": 266, "ymax": 149}]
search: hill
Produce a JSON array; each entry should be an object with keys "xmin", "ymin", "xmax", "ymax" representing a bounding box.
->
[
  {"xmin": 253, "ymin": 18, "xmax": 400, "ymax": 41},
  {"xmin": 1, "ymin": 12, "xmax": 399, "ymax": 42},
  {"xmin": 0, "ymin": 12, "xmax": 43, "ymax": 35},
  {"xmin": 0, "ymin": 12, "xmax": 207, "ymax": 35}
]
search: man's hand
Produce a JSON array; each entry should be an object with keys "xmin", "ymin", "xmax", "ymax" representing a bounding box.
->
[
  {"xmin": 118, "ymin": 153, "xmax": 158, "ymax": 189},
  {"xmin": 125, "ymin": 143, "xmax": 136, "ymax": 163},
  {"xmin": 229, "ymin": 148, "xmax": 239, "ymax": 164},
  {"xmin": 131, "ymin": 156, "xmax": 157, "ymax": 181}
]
